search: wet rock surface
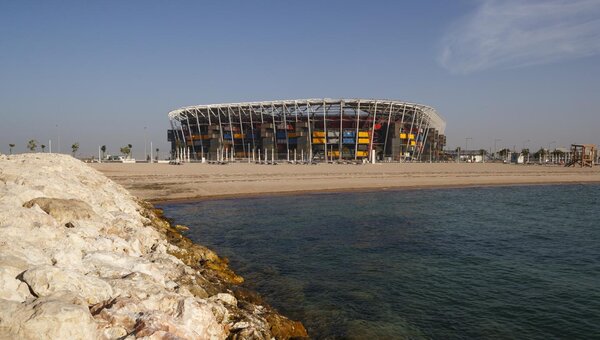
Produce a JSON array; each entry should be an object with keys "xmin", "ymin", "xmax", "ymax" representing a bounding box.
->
[{"xmin": 0, "ymin": 154, "xmax": 307, "ymax": 339}]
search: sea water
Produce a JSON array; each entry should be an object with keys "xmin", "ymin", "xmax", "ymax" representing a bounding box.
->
[{"xmin": 159, "ymin": 184, "xmax": 600, "ymax": 339}]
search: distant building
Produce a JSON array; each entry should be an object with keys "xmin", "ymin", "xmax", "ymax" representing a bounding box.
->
[{"xmin": 167, "ymin": 99, "xmax": 446, "ymax": 162}]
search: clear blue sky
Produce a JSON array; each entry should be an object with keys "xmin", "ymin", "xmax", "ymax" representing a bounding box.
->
[{"xmin": 1, "ymin": 0, "xmax": 599, "ymax": 157}]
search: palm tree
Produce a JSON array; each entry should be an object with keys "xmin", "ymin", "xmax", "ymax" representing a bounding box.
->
[
  {"xmin": 479, "ymin": 149, "xmax": 487, "ymax": 163},
  {"xmin": 498, "ymin": 148, "xmax": 510, "ymax": 160},
  {"xmin": 155, "ymin": 148, "xmax": 159, "ymax": 160},
  {"xmin": 552, "ymin": 149, "xmax": 565, "ymax": 164},
  {"xmin": 120, "ymin": 145, "xmax": 131, "ymax": 158},
  {"xmin": 27, "ymin": 140, "xmax": 38, "ymax": 152},
  {"xmin": 521, "ymin": 148, "xmax": 530, "ymax": 163},
  {"xmin": 71, "ymin": 143, "xmax": 79, "ymax": 157},
  {"xmin": 534, "ymin": 148, "xmax": 546, "ymax": 163},
  {"xmin": 9, "ymin": 144, "xmax": 15, "ymax": 155},
  {"xmin": 127, "ymin": 144, "xmax": 133, "ymax": 159},
  {"xmin": 41, "ymin": 144, "xmax": 46, "ymax": 152},
  {"xmin": 101, "ymin": 145, "xmax": 106, "ymax": 160}
]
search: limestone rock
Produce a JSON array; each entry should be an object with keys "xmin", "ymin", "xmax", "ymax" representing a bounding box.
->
[
  {"xmin": 23, "ymin": 197, "xmax": 97, "ymax": 225},
  {"xmin": 22, "ymin": 265, "xmax": 113, "ymax": 305},
  {"xmin": 0, "ymin": 292, "xmax": 99, "ymax": 340},
  {"xmin": 0, "ymin": 267, "xmax": 32, "ymax": 302},
  {"xmin": 0, "ymin": 154, "xmax": 308, "ymax": 339}
]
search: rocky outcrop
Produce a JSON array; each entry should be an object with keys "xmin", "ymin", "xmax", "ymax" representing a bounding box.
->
[{"xmin": 0, "ymin": 154, "xmax": 307, "ymax": 339}]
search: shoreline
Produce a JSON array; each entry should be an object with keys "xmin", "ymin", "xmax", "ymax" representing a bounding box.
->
[
  {"xmin": 92, "ymin": 162, "xmax": 600, "ymax": 203},
  {"xmin": 150, "ymin": 180, "xmax": 600, "ymax": 204}
]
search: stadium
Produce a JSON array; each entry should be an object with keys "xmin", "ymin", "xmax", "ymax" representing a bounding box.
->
[{"xmin": 167, "ymin": 98, "xmax": 446, "ymax": 162}]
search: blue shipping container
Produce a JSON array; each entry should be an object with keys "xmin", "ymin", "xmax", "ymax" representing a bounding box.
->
[
  {"xmin": 343, "ymin": 138, "xmax": 355, "ymax": 144},
  {"xmin": 223, "ymin": 134, "xmax": 232, "ymax": 139},
  {"xmin": 343, "ymin": 130, "xmax": 355, "ymax": 137}
]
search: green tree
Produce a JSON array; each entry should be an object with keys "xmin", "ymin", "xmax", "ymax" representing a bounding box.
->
[
  {"xmin": 155, "ymin": 148, "xmax": 159, "ymax": 160},
  {"xmin": 9, "ymin": 144, "xmax": 15, "ymax": 154},
  {"xmin": 479, "ymin": 149, "xmax": 487, "ymax": 162},
  {"xmin": 101, "ymin": 145, "xmax": 106, "ymax": 159},
  {"xmin": 521, "ymin": 148, "xmax": 530, "ymax": 163},
  {"xmin": 71, "ymin": 143, "xmax": 79, "ymax": 156},
  {"xmin": 120, "ymin": 145, "xmax": 131, "ymax": 158},
  {"xmin": 534, "ymin": 148, "xmax": 546, "ymax": 163},
  {"xmin": 498, "ymin": 148, "xmax": 510, "ymax": 158},
  {"xmin": 27, "ymin": 139, "xmax": 38, "ymax": 152},
  {"xmin": 552, "ymin": 149, "xmax": 565, "ymax": 164},
  {"xmin": 41, "ymin": 144, "xmax": 46, "ymax": 152}
]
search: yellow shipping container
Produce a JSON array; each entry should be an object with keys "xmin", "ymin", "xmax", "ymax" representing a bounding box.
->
[
  {"xmin": 328, "ymin": 151, "xmax": 340, "ymax": 157},
  {"xmin": 400, "ymin": 133, "xmax": 407, "ymax": 139},
  {"xmin": 313, "ymin": 131, "xmax": 326, "ymax": 137},
  {"xmin": 409, "ymin": 134, "xmax": 415, "ymax": 140},
  {"xmin": 356, "ymin": 151, "xmax": 369, "ymax": 157},
  {"xmin": 358, "ymin": 138, "xmax": 370, "ymax": 144},
  {"xmin": 410, "ymin": 140, "xmax": 416, "ymax": 146},
  {"xmin": 358, "ymin": 131, "xmax": 369, "ymax": 137},
  {"xmin": 312, "ymin": 138, "xmax": 326, "ymax": 144},
  {"xmin": 233, "ymin": 133, "xmax": 244, "ymax": 139}
]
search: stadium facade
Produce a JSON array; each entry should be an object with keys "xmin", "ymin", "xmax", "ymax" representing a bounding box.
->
[{"xmin": 167, "ymin": 98, "xmax": 446, "ymax": 162}]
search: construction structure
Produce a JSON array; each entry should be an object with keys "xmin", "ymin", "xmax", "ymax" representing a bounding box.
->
[
  {"xmin": 566, "ymin": 144, "xmax": 596, "ymax": 167},
  {"xmin": 167, "ymin": 98, "xmax": 446, "ymax": 162}
]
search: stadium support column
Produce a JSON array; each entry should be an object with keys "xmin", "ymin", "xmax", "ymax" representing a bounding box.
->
[
  {"xmin": 413, "ymin": 109, "xmax": 426, "ymax": 161},
  {"xmin": 249, "ymin": 106, "xmax": 256, "ymax": 161},
  {"xmin": 416, "ymin": 117, "xmax": 431, "ymax": 161},
  {"xmin": 307, "ymin": 102, "xmax": 313, "ymax": 161},
  {"xmin": 406, "ymin": 108, "xmax": 416, "ymax": 161},
  {"xmin": 339, "ymin": 100, "xmax": 343, "ymax": 161},
  {"xmin": 355, "ymin": 101, "xmax": 361, "ymax": 161},
  {"xmin": 194, "ymin": 110, "xmax": 204, "ymax": 161},
  {"xmin": 238, "ymin": 107, "xmax": 246, "ymax": 158},
  {"xmin": 207, "ymin": 108, "xmax": 213, "ymax": 161},
  {"xmin": 398, "ymin": 105, "xmax": 407, "ymax": 161},
  {"xmin": 226, "ymin": 107, "xmax": 235, "ymax": 161},
  {"xmin": 323, "ymin": 99, "xmax": 328, "ymax": 163},
  {"xmin": 216, "ymin": 108, "xmax": 225, "ymax": 162},
  {"xmin": 369, "ymin": 102, "xmax": 379, "ymax": 163},
  {"xmin": 283, "ymin": 103, "xmax": 289, "ymax": 162},
  {"xmin": 169, "ymin": 119, "xmax": 178, "ymax": 159},
  {"xmin": 185, "ymin": 115, "xmax": 197, "ymax": 160},
  {"xmin": 178, "ymin": 121, "xmax": 187, "ymax": 162},
  {"xmin": 271, "ymin": 103, "xmax": 277, "ymax": 162},
  {"xmin": 383, "ymin": 102, "xmax": 393, "ymax": 159}
]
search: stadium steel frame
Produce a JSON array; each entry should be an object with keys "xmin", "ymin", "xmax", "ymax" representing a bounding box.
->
[{"xmin": 168, "ymin": 98, "xmax": 446, "ymax": 162}]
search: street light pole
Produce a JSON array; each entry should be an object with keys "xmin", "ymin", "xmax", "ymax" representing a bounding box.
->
[
  {"xmin": 56, "ymin": 124, "xmax": 60, "ymax": 154},
  {"xmin": 144, "ymin": 126, "xmax": 147, "ymax": 162}
]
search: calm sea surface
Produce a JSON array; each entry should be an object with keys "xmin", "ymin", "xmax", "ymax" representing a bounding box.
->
[{"xmin": 159, "ymin": 185, "xmax": 600, "ymax": 339}]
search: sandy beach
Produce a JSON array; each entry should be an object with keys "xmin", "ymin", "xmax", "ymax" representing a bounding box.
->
[{"xmin": 91, "ymin": 162, "xmax": 600, "ymax": 202}]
